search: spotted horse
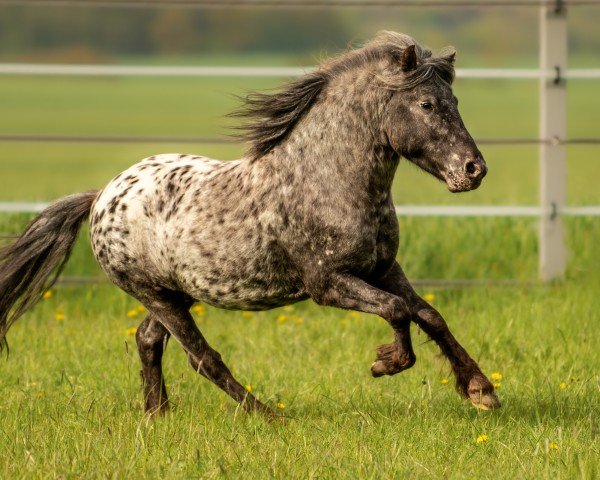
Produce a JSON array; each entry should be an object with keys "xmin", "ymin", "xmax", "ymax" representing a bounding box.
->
[{"xmin": 0, "ymin": 32, "xmax": 500, "ymax": 418}]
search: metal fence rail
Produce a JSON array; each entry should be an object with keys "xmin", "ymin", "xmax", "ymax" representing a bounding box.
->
[
  {"xmin": 2, "ymin": 63, "xmax": 600, "ymax": 80},
  {"xmin": 2, "ymin": 202, "xmax": 599, "ymax": 217}
]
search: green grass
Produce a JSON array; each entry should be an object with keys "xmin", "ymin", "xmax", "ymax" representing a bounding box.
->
[
  {"xmin": 0, "ymin": 230, "xmax": 598, "ymax": 478},
  {"xmin": 0, "ymin": 73, "xmax": 599, "ymax": 478},
  {"xmin": 0, "ymin": 215, "xmax": 598, "ymax": 478}
]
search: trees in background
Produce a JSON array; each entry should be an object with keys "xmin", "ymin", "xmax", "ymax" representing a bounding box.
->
[
  {"xmin": 0, "ymin": 5, "xmax": 598, "ymax": 62},
  {"xmin": 0, "ymin": 6, "xmax": 350, "ymax": 59}
]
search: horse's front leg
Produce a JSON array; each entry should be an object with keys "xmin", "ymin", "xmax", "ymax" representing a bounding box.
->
[
  {"xmin": 374, "ymin": 261, "xmax": 501, "ymax": 410},
  {"xmin": 307, "ymin": 272, "xmax": 415, "ymax": 372},
  {"xmin": 369, "ymin": 264, "xmax": 417, "ymax": 377}
]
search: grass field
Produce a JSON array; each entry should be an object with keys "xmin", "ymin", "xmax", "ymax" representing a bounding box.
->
[{"xmin": 0, "ymin": 72, "xmax": 598, "ymax": 478}]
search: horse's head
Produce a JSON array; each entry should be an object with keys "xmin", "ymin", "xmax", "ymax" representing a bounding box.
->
[{"xmin": 380, "ymin": 40, "xmax": 487, "ymax": 192}]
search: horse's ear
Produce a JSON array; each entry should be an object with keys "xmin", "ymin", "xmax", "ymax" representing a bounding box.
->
[
  {"xmin": 443, "ymin": 51, "xmax": 456, "ymax": 65},
  {"xmin": 400, "ymin": 45, "xmax": 418, "ymax": 72}
]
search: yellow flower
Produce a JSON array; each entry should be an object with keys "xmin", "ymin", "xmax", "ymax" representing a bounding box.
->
[
  {"xmin": 549, "ymin": 442, "xmax": 559, "ymax": 450},
  {"xmin": 440, "ymin": 378, "xmax": 449, "ymax": 385},
  {"xmin": 423, "ymin": 293, "xmax": 436, "ymax": 303},
  {"xmin": 42, "ymin": 290, "xmax": 53, "ymax": 300},
  {"xmin": 277, "ymin": 314, "xmax": 287, "ymax": 324},
  {"xmin": 559, "ymin": 381, "xmax": 567, "ymax": 389},
  {"xmin": 54, "ymin": 312, "xmax": 65, "ymax": 321},
  {"xmin": 490, "ymin": 372, "xmax": 503, "ymax": 381},
  {"xmin": 493, "ymin": 382, "xmax": 501, "ymax": 389},
  {"xmin": 348, "ymin": 311, "xmax": 361, "ymax": 319},
  {"xmin": 192, "ymin": 304, "xmax": 205, "ymax": 315},
  {"xmin": 126, "ymin": 309, "xmax": 138, "ymax": 318},
  {"xmin": 276, "ymin": 402, "xmax": 285, "ymax": 410},
  {"xmin": 244, "ymin": 384, "xmax": 253, "ymax": 393},
  {"xmin": 124, "ymin": 327, "xmax": 137, "ymax": 336},
  {"xmin": 283, "ymin": 305, "xmax": 295, "ymax": 312},
  {"xmin": 292, "ymin": 315, "xmax": 303, "ymax": 325},
  {"xmin": 476, "ymin": 434, "xmax": 488, "ymax": 444},
  {"xmin": 242, "ymin": 311, "xmax": 253, "ymax": 318},
  {"xmin": 136, "ymin": 305, "xmax": 146, "ymax": 313}
]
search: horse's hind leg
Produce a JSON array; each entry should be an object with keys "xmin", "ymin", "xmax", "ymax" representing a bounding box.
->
[
  {"xmin": 148, "ymin": 299, "xmax": 277, "ymax": 418},
  {"xmin": 136, "ymin": 314, "xmax": 170, "ymax": 414}
]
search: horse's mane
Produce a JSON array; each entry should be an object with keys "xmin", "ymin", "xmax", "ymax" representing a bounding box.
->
[{"xmin": 233, "ymin": 32, "xmax": 455, "ymax": 160}]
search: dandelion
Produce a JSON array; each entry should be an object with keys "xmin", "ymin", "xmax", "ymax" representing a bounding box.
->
[
  {"xmin": 126, "ymin": 309, "xmax": 138, "ymax": 318},
  {"xmin": 54, "ymin": 312, "xmax": 65, "ymax": 321},
  {"xmin": 192, "ymin": 304, "xmax": 206, "ymax": 316},
  {"xmin": 124, "ymin": 327, "xmax": 137, "ymax": 336},
  {"xmin": 423, "ymin": 293, "xmax": 436, "ymax": 303},
  {"xmin": 244, "ymin": 384, "xmax": 253, "ymax": 393},
  {"xmin": 136, "ymin": 305, "xmax": 146, "ymax": 313},
  {"xmin": 476, "ymin": 434, "xmax": 488, "ymax": 444},
  {"xmin": 559, "ymin": 381, "xmax": 568, "ymax": 390},
  {"xmin": 490, "ymin": 372, "xmax": 503, "ymax": 381},
  {"xmin": 242, "ymin": 311, "xmax": 253, "ymax": 318},
  {"xmin": 493, "ymin": 382, "xmax": 501, "ymax": 389},
  {"xmin": 440, "ymin": 378, "xmax": 449, "ymax": 385},
  {"xmin": 292, "ymin": 315, "xmax": 303, "ymax": 325},
  {"xmin": 276, "ymin": 402, "xmax": 285, "ymax": 410},
  {"xmin": 277, "ymin": 314, "xmax": 287, "ymax": 324},
  {"xmin": 42, "ymin": 290, "xmax": 53, "ymax": 300},
  {"xmin": 549, "ymin": 442, "xmax": 559, "ymax": 450}
]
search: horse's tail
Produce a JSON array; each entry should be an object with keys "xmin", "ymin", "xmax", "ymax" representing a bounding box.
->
[{"xmin": 0, "ymin": 190, "xmax": 99, "ymax": 353}]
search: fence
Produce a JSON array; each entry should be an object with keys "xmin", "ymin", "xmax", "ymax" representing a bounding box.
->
[{"xmin": 1, "ymin": 0, "xmax": 599, "ymax": 281}]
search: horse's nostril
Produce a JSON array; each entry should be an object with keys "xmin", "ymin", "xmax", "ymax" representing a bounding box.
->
[
  {"xmin": 481, "ymin": 163, "xmax": 488, "ymax": 177},
  {"xmin": 465, "ymin": 161, "xmax": 477, "ymax": 176}
]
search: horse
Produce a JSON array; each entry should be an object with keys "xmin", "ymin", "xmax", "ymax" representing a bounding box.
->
[{"xmin": 0, "ymin": 32, "xmax": 499, "ymax": 418}]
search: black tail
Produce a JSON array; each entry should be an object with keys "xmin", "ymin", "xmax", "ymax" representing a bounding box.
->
[{"xmin": 0, "ymin": 190, "xmax": 99, "ymax": 353}]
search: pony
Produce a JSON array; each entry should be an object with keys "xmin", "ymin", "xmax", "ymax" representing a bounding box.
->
[{"xmin": 0, "ymin": 32, "xmax": 499, "ymax": 417}]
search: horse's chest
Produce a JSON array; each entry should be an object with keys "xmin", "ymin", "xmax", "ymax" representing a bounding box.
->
[
  {"xmin": 339, "ymin": 207, "xmax": 398, "ymax": 275},
  {"xmin": 290, "ymin": 210, "xmax": 389, "ymax": 277}
]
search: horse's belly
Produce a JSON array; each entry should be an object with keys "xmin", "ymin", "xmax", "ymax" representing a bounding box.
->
[{"xmin": 175, "ymin": 260, "xmax": 308, "ymax": 310}]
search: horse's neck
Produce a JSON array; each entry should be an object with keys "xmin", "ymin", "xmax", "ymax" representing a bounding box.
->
[{"xmin": 268, "ymin": 102, "xmax": 398, "ymax": 201}]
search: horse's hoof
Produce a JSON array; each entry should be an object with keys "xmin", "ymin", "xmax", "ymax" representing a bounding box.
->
[
  {"xmin": 371, "ymin": 343, "xmax": 416, "ymax": 377},
  {"xmin": 269, "ymin": 413, "xmax": 289, "ymax": 424},
  {"xmin": 371, "ymin": 360, "xmax": 390, "ymax": 377},
  {"xmin": 255, "ymin": 406, "xmax": 288, "ymax": 424},
  {"xmin": 467, "ymin": 376, "xmax": 501, "ymax": 410},
  {"xmin": 470, "ymin": 391, "xmax": 501, "ymax": 410}
]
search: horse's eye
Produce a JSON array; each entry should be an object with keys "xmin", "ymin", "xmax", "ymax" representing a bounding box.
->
[{"xmin": 420, "ymin": 101, "xmax": 433, "ymax": 111}]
